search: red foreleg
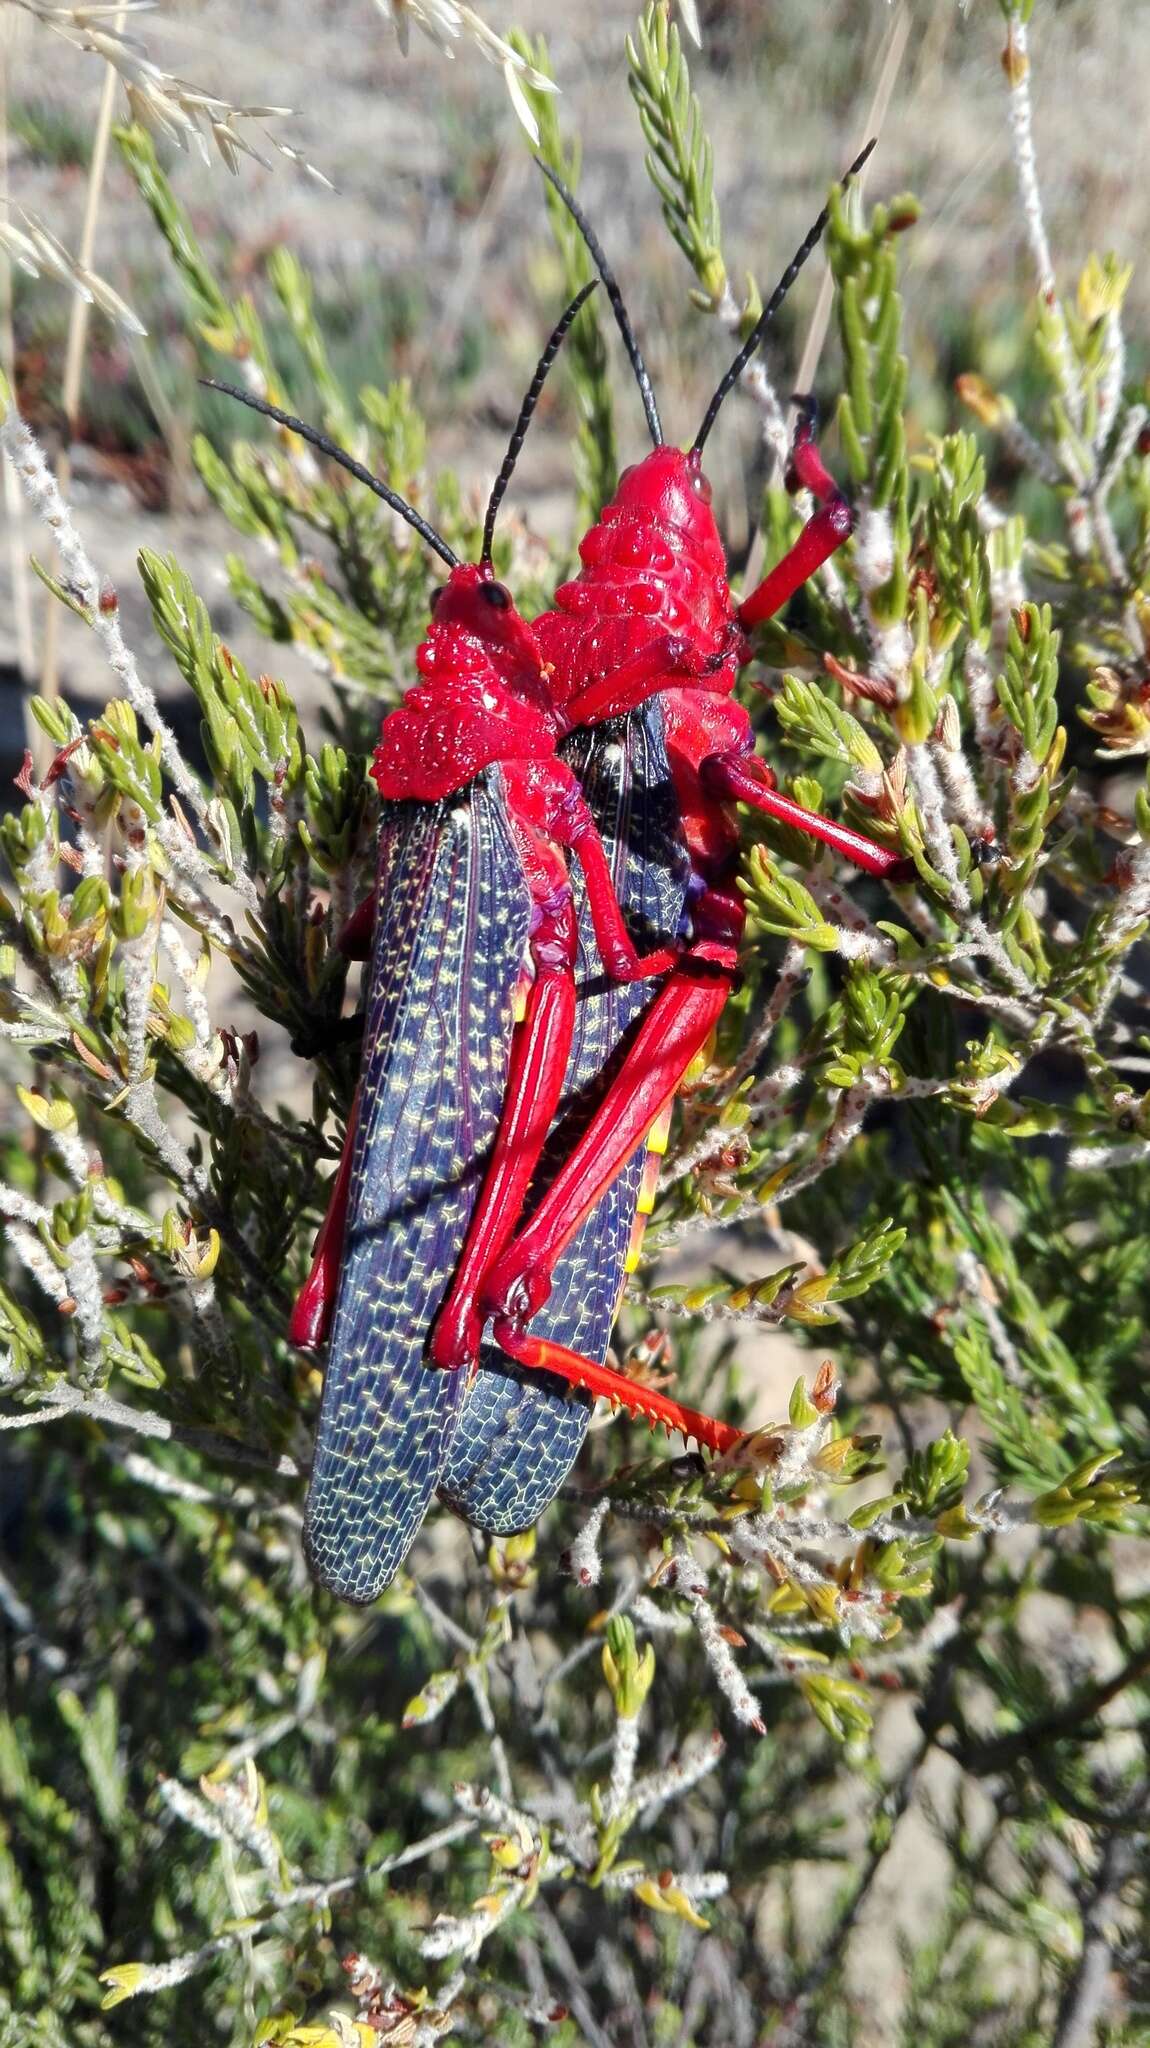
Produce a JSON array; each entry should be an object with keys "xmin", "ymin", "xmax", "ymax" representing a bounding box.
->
[
  {"xmin": 737, "ymin": 499, "xmax": 852, "ymax": 631},
  {"xmin": 427, "ymin": 896, "xmax": 579, "ymax": 1372},
  {"xmin": 703, "ymin": 752, "xmax": 911, "ymax": 880},
  {"xmin": 481, "ymin": 962, "xmax": 732, "ymax": 1335},
  {"xmin": 737, "ymin": 405, "xmax": 853, "ymax": 632},
  {"xmin": 561, "ymin": 631, "xmax": 707, "ymax": 729},
  {"xmin": 563, "ymin": 800, "xmax": 679, "ymax": 982},
  {"xmin": 506, "ymin": 758, "xmax": 680, "ymax": 984},
  {"xmin": 787, "ymin": 412, "xmax": 844, "ymax": 505},
  {"xmin": 290, "ymin": 1086, "xmax": 361, "ymax": 1350}
]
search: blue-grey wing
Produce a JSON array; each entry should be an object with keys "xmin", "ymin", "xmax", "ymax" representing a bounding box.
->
[
  {"xmin": 438, "ymin": 702, "xmax": 692, "ymax": 1531},
  {"xmin": 304, "ymin": 775, "xmax": 532, "ymax": 1601}
]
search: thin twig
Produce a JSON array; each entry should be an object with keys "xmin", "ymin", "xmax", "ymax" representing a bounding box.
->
[
  {"xmin": 0, "ymin": 1381, "xmax": 303, "ymax": 1478},
  {"xmin": 0, "ymin": 400, "xmax": 259, "ymax": 907},
  {"xmin": 0, "ymin": 39, "xmax": 38, "ymax": 746},
  {"xmin": 1051, "ymin": 1824, "xmax": 1140, "ymax": 2048},
  {"xmin": 1003, "ymin": 13, "xmax": 1084, "ymax": 434},
  {"xmin": 952, "ymin": 1645, "xmax": 1150, "ymax": 1775}
]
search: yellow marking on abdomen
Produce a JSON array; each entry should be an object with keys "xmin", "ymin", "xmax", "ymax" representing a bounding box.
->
[
  {"xmin": 622, "ymin": 1100, "xmax": 675, "ymax": 1276},
  {"xmin": 511, "ymin": 964, "xmax": 533, "ymax": 1026}
]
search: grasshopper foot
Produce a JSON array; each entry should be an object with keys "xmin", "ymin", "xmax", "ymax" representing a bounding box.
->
[{"xmin": 483, "ymin": 1256, "xmax": 554, "ymax": 1342}]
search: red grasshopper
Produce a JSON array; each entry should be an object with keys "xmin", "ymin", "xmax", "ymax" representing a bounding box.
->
[
  {"xmin": 433, "ymin": 148, "xmax": 912, "ymax": 1471},
  {"xmin": 206, "ymin": 288, "xmax": 728, "ymax": 1596},
  {"xmin": 211, "ymin": 153, "xmax": 908, "ymax": 1586}
]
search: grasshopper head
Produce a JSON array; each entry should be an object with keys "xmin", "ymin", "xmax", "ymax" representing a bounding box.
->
[
  {"xmin": 605, "ymin": 447, "xmax": 726, "ymax": 573},
  {"xmin": 419, "ymin": 563, "xmax": 547, "ymax": 700}
]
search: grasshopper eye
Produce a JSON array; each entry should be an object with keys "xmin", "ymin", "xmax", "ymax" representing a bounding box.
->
[
  {"xmin": 480, "ymin": 581, "xmax": 512, "ymax": 611},
  {"xmin": 429, "ymin": 583, "xmax": 448, "ymax": 609},
  {"xmin": 691, "ymin": 469, "xmax": 713, "ymax": 505}
]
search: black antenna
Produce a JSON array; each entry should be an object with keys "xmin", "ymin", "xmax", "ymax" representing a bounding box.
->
[
  {"xmin": 536, "ymin": 159, "xmax": 663, "ymax": 448},
  {"xmin": 482, "ymin": 280, "xmax": 599, "ymax": 565},
  {"xmin": 200, "ymin": 379, "xmax": 461, "ymax": 569},
  {"xmin": 691, "ymin": 138, "xmax": 877, "ymax": 458}
]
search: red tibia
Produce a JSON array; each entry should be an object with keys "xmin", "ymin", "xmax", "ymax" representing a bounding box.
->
[
  {"xmin": 290, "ymin": 1088, "xmax": 360, "ymax": 1349},
  {"xmin": 495, "ymin": 1327, "xmax": 743, "ymax": 1457},
  {"xmin": 482, "ymin": 966, "xmax": 732, "ymax": 1333},
  {"xmin": 788, "ymin": 425, "xmax": 841, "ymax": 506},
  {"xmin": 427, "ymin": 895, "xmax": 580, "ymax": 1371},
  {"xmin": 337, "ymin": 896, "xmax": 375, "ymax": 961},
  {"xmin": 701, "ymin": 752, "xmax": 911, "ymax": 880},
  {"xmin": 736, "ymin": 498, "xmax": 853, "ymax": 631}
]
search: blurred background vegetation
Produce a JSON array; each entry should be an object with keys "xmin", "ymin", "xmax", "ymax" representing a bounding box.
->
[{"xmin": 2, "ymin": 0, "xmax": 1148, "ymax": 736}]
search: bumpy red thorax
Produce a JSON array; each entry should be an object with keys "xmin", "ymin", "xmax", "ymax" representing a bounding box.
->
[
  {"xmin": 533, "ymin": 448, "xmax": 755, "ymax": 879},
  {"xmin": 535, "ymin": 447, "xmax": 748, "ymax": 714},
  {"xmin": 372, "ymin": 564, "xmax": 561, "ymax": 802}
]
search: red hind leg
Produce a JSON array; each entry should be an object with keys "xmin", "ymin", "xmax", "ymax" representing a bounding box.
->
[
  {"xmin": 290, "ymin": 1086, "xmax": 360, "ymax": 1349},
  {"xmin": 496, "ymin": 1325, "xmax": 743, "ymax": 1456},
  {"xmin": 427, "ymin": 893, "xmax": 580, "ymax": 1371},
  {"xmin": 429, "ymin": 759, "xmax": 684, "ymax": 1372},
  {"xmin": 481, "ymin": 959, "xmax": 733, "ymax": 1338}
]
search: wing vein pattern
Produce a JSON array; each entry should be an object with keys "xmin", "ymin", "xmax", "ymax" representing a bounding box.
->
[{"xmin": 305, "ymin": 776, "xmax": 532, "ymax": 1600}]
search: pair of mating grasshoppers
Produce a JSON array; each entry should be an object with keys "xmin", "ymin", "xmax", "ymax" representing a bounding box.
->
[{"xmin": 213, "ymin": 144, "xmax": 908, "ymax": 1602}]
